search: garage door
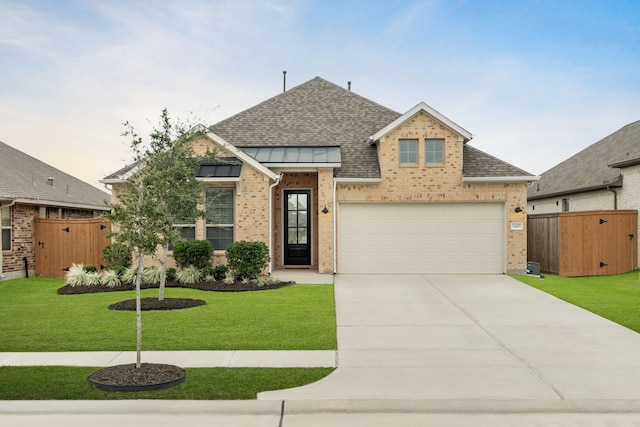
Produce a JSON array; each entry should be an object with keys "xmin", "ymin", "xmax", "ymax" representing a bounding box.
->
[{"xmin": 338, "ymin": 203, "xmax": 504, "ymax": 274}]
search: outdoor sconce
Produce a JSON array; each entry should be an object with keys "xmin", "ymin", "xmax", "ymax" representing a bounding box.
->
[
  {"xmin": 322, "ymin": 206, "xmax": 329, "ymax": 214},
  {"xmin": 514, "ymin": 207, "xmax": 523, "ymax": 213}
]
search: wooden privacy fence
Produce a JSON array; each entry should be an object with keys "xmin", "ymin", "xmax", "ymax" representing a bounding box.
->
[
  {"xmin": 35, "ymin": 218, "xmax": 111, "ymax": 277},
  {"xmin": 528, "ymin": 210, "xmax": 637, "ymax": 277}
]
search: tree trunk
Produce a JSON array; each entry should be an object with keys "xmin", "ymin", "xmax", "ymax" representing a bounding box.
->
[
  {"xmin": 135, "ymin": 250, "xmax": 143, "ymax": 369},
  {"xmin": 158, "ymin": 245, "xmax": 168, "ymax": 301}
]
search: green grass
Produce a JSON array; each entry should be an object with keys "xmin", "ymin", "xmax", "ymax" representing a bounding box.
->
[
  {"xmin": 0, "ymin": 277, "xmax": 336, "ymax": 351},
  {"xmin": 0, "ymin": 366, "xmax": 334, "ymax": 400},
  {"xmin": 513, "ymin": 270, "xmax": 640, "ymax": 333}
]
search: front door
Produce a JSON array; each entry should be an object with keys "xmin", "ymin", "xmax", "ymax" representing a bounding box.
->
[{"xmin": 284, "ymin": 190, "xmax": 311, "ymax": 265}]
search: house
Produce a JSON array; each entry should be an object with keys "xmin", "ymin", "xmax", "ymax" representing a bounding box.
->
[
  {"xmin": 103, "ymin": 77, "xmax": 535, "ymax": 275},
  {"xmin": 0, "ymin": 141, "xmax": 111, "ymax": 280},
  {"xmin": 527, "ymin": 121, "xmax": 640, "ymax": 265}
]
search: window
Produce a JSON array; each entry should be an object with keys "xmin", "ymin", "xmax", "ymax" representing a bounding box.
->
[
  {"xmin": 426, "ymin": 139, "xmax": 444, "ymax": 164},
  {"xmin": 399, "ymin": 139, "xmax": 418, "ymax": 164},
  {"xmin": 1, "ymin": 205, "xmax": 11, "ymax": 251},
  {"xmin": 562, "ymin": 198, "xmax": 570, "ymax": 212},
  {"xmin": 206, "ymin": 188, "xmax": 234, "ymax": 251}
]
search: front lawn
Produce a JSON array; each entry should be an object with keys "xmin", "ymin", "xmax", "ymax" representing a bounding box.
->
[
  {"xmin": 0, "ymin": 366, "xmax": 334, "ymax": 400},
  {"xmin": 513, "ymin": 270, "xmax": 640, "ymax": 333},
  {"xmin": 0, "ymin": 277, "xmax": 336, "ymax": 351}
]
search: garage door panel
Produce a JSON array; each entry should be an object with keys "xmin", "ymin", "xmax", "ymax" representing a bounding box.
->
[{"xmin": 338, "ymin": 203, "xmax": 504, "ymax": 274}]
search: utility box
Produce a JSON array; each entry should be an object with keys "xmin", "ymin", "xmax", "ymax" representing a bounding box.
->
[{"xmin": 526, "ymin": 261, "xmax": 541, "ymax": 276}]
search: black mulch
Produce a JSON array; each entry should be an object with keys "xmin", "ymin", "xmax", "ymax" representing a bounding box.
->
[
  {"xmin": 108, "ymin": 297, "xmax": 206, "ymax": 311},
  {"xmin": 57, "ymin": 278, "xmax": 293, "ymax": 295},
  {"xmin": 87, "ymin": 363, "xmax": 186, "ymax": 392}
]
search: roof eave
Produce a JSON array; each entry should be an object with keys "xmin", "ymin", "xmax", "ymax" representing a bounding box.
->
[
  {"xmin": 334, "ymin": 177, "xmax": 382, "ymax": 184},
  {"xmin": 369, "ymin": 102, "xmax": 473, "ymax": 144},
  {"xmin": 609, "ymin": 157, "xmax": 640, "ymax": 169},
  {"xmin": 9, "ymin": 198, "xmax": 110, "ymax": 211},
  {"xmin": 463, "ymin": 176, "xmax": 539, "ymax": 183},
  {"xmin": 529, "ymin": 179, "xmax": 623, "ymax": 201}
]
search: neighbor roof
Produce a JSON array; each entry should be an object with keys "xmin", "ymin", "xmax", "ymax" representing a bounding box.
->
[
  {"xmin": 210, "ymin": 76, "xmax": 401, "ymax": 179},
  {"xmin": 529, "ymin": 120, "xmax": 640, "ymax": 200},
  {"xmin": 0, "ymin": 140, "xmax": 110, "ymax": 209}
]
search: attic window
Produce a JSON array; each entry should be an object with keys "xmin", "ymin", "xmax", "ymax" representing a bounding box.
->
[
  {"xmin": 426, "ymin": 139, "xmax": 444, "ymax": 164},
  {"xmin": 399, "ymin": 139, "xmax": 418, "ymax": 164}
]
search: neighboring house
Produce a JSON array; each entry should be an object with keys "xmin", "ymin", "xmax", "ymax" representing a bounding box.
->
[
  {"xmin": 103, "ymin": 77, "xmax": 535, "ymax": 275},
  {"xmin": 0, "ymin": 141, "xmax": 111, "ymax": 280},
  {"xmin": 527, "ymin": 121, "xmax": 640, "ymax": 263}
]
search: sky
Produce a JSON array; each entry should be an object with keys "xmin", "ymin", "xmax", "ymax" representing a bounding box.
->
[{"xmin": 1, "ymin": 0, "xmax": 639, "ymax": 190}]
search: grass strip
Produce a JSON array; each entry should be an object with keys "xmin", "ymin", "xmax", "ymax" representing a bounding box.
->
[
  {"xmin": 513, "ymin": 270, "xmax": 640, "ymax": 333},
  {"xmin": 0, "ymin": 277, "xmax": 336, "ymax": 351},
  {"xmin": 0, "ymin": 366, "xmax": 334, "ymax": 400}
]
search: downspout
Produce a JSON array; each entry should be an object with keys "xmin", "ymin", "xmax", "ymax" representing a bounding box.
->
[
  {"xmin": 268, "ymin": 174, "xmax": 283, "ymax": 274},
  {"xmin": 333, "ymin": 179, "xmax": 337, "ymax": 274},
  {"xmin": 608, "ymin": 187, "xmax": 618, "ymax": 210}
]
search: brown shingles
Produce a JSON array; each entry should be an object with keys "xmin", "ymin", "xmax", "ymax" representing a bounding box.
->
[{"xmin": 529, "ymin": 120, "xmax": 640, "ymax": 199}]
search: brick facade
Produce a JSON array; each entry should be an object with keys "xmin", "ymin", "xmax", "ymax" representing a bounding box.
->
[{"xmin": 1, "ymin": 203, "xmax": 97, "ymax": 279}]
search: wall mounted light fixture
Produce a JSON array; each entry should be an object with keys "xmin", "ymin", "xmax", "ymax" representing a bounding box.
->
[
  {"xmin": 322, "ymin": 206, "xmax": 329, "ymax": 214},
  {"xmin": 514, "ymin": 207, "xmax": 523, "ymax": 213}
]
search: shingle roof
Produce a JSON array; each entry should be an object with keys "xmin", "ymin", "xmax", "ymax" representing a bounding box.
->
[
  {"xmin": 463, "ymin": 145, "xmax": 533, "ymax": 178},
  {"xmin": 210, "ymin": 77, "xmax": 401, "ymax": 178},
  {"xmin": 529, "ymin": 120, "xmax": 640, "ymax": 200},
  {"xmin": 0, "ymin": 140, "xmax": 110, "ymax": 208}
]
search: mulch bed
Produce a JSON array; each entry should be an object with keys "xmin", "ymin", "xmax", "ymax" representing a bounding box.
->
[
  {"xmin": 87, "ymin": 363, "xmax": 186, "ymax": 392},
  {"xmin": 57, "ymin": 278, "xmax": 293, "ymax": 295},
  {"xmin": 108, "ymin": 297, "xmax": 206, "ymax": 311}
]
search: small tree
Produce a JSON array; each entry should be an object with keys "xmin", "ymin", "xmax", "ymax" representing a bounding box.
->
[{"xmin": 104, "ymin": 109, "xmax": 213, "ymax": 368}]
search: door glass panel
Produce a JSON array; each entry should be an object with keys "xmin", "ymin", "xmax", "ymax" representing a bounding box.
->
[
  {"xmin": 288, "ymin": 194, "xmax": 297, "ymax": 210},
  {"xmin": 288, "ymin": 211, "xmax": 298, "ymax": 227},
  {"xmin": 297, "ymin": 195, "xmax": 307, "ymax": 210},
  {"xmin": 297, "ymin": 228, "xmax": 308, "ymax": 244},
  {"xmin": 298, "ymin": 211, "xmax": 307, "ymax": 227},
  {"xmin": 288, "ymin": 229, "xmax": 298, "ymax": 244}
]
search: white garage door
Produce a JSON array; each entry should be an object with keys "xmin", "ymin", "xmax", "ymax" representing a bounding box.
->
[{"xmin": 338, "ymin": 203, "xmax": 504, "ymax": 274}]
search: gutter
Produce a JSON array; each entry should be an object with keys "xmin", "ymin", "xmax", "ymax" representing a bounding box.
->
[
  {"xmin": 462, "ymin": 176, "xmax": 540, "ymax": 183},
  {"xmin": 529, "ymin": 176, "xmax": 623, "ymax": 201},
  {"xmin": 268, "ymin": 174, "xmax": 283, "ymax": 274}
]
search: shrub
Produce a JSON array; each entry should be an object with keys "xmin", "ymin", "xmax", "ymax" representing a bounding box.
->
[
  {"xmin": 176, "ymin": 265, "xmax": 202, "ymax": 284},
  {"xmin": 256, "ymin": 274, "xmax": 278, "ymax": 287},
  {"xmin": 141, "ymin": 266, "xmax": 161, "ymax": 285},
  {"xmin": 201, "ymin": 266, "xmax": 215, "ymax": 278},
  {"xmin": 121, "ymin": 267, "xmax": 138, "ymax": 285},
  {"xmin": 100, "ymin": 270, "xmax": 121, "ymax": 288},
  {"xmin": 102, "ymin": 242, "xmax": 132, "ymax": 269},
  {"xmin": 82, "ymin": 265, "xmax": 98, "ymax": 273},
  {"xmin": 65, "ymin": 263, "xmax": 86, "ymax": 287},
  {"xmin": 166, "ymin": 267, "xmax": 176, "ymax": 280},
  {"xmin": 172, "ymin": 240, "xmax": 213, "ymax": 270},
  {"xmin": 84, "ymin": 271, "xmax": 102, "ymax": 286},
  {"xmin": 113, "ymin": 265, "xmax": 127, "ymax": 277},
  {"xmin": 225, "ymin": 241, "xmax": 270, "ymax": 281},
  {"xmin": 212, "ymin": 265, "xmax": 229, "ymax": 281}
]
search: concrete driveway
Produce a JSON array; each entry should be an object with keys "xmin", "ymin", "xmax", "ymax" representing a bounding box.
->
[{"xmin": 260, "ymin": 274, "xmax": 640, "ymax": 409}]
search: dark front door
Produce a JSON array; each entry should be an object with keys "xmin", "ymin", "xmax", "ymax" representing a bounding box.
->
[{"xmin": 284, "ymin": 190, "xmax": 311, "ymax": 265}]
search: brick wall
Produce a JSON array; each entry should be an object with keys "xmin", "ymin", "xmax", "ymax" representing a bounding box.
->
[{"xmin": 335, "ymin": 111, "xmax": 530, "ymax": 274}]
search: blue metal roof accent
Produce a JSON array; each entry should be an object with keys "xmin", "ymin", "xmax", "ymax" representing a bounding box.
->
[
  {"xmin": 240, "ymin": 146, "xmax": 341, "ymax": 164},
  {"xmin": 196, "ymin": 158, "xmax": 242, "ymax": 178}
]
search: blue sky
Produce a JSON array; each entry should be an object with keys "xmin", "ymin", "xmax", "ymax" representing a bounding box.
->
[{"xmin": 1, "ymin": 0, "xmax": 639, "ymax": 189}]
